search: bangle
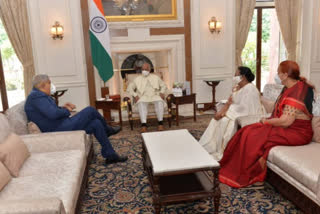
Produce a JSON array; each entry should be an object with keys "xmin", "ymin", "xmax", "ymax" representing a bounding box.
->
[{"xmin": 263, "ymin": 121, "xmax": 269, "ymax": 125}]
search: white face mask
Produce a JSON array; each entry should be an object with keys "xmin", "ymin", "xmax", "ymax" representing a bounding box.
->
[
  {"xmin": 274, "ymin": 74, "xmax": 282, "ymax": 85},
  {"xmin": 233, "ymin": 76, "xmax": 241, "ymax": 84},
  {"xmin": 50, "ymin": 83, "xmax": 56, "ymax": 94},
  {"xmin": 142, "ymin": 70, "xmax": 150, "ymax": 77}
]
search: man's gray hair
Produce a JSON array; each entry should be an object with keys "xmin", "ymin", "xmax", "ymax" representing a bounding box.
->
[{"xmin": 32, "ymin": 74, "xmax": 50, "ymax": 88}]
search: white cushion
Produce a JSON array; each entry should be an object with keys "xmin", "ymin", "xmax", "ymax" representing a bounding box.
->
[
  {"xmin": 0, "ymin": 114, "xmax": 12, "ymax": 142},
  {"xmin": 5, "ymin": 101, "xmax": 29, "ymax": 135},
  {"xmin": 142, "ymin": 129, "xmax": 219, "ymax": 175}
]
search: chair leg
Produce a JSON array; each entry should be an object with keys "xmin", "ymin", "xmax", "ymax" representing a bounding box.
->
[
  {"xmin": 129, "ymin": 119, "xmax": 133, "ymax": 130},
  {"xmin": 168, "ymin": 116, "xmax": 172, "ymax": 128}
]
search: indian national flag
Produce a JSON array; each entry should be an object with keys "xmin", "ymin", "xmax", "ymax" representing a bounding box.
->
[{"xmin": 89, "ymin": 0, "xmax": 113, "ymax": 82}]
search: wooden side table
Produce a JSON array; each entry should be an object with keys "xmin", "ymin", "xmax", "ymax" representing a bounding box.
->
[
  {"xmin": 171, "ymin": 93, "xmax": 196, "ymax": 126},
  {"xmin": 51, "ymin": 89, "xmax": 68, "ymax": 105},
  {"xmin": 95, "ymin": 99, "xmax": 122, "ymax": 127},
  {"xmin": 203, "ymin": 80, "xmax": 222, "ymax": 112}
]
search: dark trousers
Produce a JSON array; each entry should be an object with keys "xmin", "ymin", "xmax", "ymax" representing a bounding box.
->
[{"xmin": 56, "ymin": 107, "xmax": 116, "ymax": 158}]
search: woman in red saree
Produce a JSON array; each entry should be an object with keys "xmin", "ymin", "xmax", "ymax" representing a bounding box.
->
[{"xmin": 219, "ymin": 60, "xmax": 315, "ymax": 188}]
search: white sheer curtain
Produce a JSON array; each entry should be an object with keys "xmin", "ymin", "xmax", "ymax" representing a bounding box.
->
[
  {"xmin": 275, "ymin": 0, "xmax": 301, "ymax": 61},
  {"xmin": 235, "ymin": 0, "xmax": 256, "ymax": 67},
  {"xmin": 0, "ymin": 0, "xmax": 35, "ymax": 96}
]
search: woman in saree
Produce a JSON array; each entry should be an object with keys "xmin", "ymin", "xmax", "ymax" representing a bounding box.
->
[
  {"xmin": 219, "ymin": 60, "xmax": 314, "ymax": 188},
  {"xmin": 199, "ymin": 66, "xmax": 266, "ymax": 161}
]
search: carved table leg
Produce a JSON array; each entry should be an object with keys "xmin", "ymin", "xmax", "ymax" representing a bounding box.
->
[
  {"xmin": 153, "ymin": 176, "xmax": 161, "ymax": 214},
  {"xmin": 213, "ymin": 169, "xmax": 221, "ymax": 214}
]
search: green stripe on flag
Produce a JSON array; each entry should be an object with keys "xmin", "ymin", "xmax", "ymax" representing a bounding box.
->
[{"xmin": 89, "ymin": 31, "xmax": 113, "ymax": 82}]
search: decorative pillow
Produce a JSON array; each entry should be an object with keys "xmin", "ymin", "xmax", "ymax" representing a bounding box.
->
[
  {"xmin": 0, "ymin": 133, "xmax": 30, "ymax": 177},
  {"xmin": 0, "ymin": 161, "xmax": 11, "ymax": 191},
  {"xmin": 261, "ymin": 96, "xmax": 275, "ymax": 114},
  {"xmin": 312, "ymin": 116, "xmax": 320, "ymax": 143},
  {"xmin": 5, "ymin": 101, "xmax": 29, "ymax": 135},
  {"xmin": 27, "ymin": 122, "xmax": 42, "ymax": 134},
  {"xmin": 0, "ymin": 113, "xmax": 12, "ymax": 143}
]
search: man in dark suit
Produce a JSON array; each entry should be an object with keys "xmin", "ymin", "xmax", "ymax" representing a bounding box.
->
[{"xmin": 25, "ymin": 74, "xmax": 127, "ymax": 164}]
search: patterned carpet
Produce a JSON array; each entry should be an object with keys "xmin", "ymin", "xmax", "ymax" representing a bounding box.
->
[{"xmin": 80, "ymin": 115, "xmax": 303, "ymax": 214}]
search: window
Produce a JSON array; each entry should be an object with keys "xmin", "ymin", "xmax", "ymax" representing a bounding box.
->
[
  {"xmin": 242, "ymin": 5, "xmax": 286, "ymax": 91},
  {"xmin": 0, "ymin": 19, "xmax": 25, "ymax": 112}
]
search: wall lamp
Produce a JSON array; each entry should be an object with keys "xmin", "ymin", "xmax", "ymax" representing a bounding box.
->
[
  {"xmin": 50, "ymin": 21, "xmax": 64, "ymax": 40},
  {"xmin": 208, "ymin": 16, "xmax": 222, "ymax": 34}
]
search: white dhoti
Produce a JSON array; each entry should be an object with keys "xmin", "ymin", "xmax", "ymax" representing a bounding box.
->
[{"xmin": 138, "ymin": 101, "xmax": 164, "ymax": 123}]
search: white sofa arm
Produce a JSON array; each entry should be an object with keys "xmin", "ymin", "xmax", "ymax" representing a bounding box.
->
[
  {"xmin": 237, "ymin": 114, "xmax": 271, "ymax": 128},
  {"xmin": 0, "ymin": 198, "xmax": 66, "ymax": 214},
  {"xmin": 21, "ymin": 131, "xmax": 86, "ymax": 153}
]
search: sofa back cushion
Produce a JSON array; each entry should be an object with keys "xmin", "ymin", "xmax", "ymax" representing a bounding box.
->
[
  {"xmin": 0, "ymin": 133, "xmax": 30, "ymax": 177},
  {"xmin": 0, "ymin": 114, "xmax": 12, "ymax": 142},
  {"xmin": 5, "ymin": 101, "xmax": 28, "ymax": 135},
  {"xmin": 262, "ymin": 84, "xmax": 284, "ymax": 101},
  {"xmin": 0, "ymin": 161, "xmax": 11, "ymax": 191},
  {"xmin": 312, "ymin": 93, "xmax": 320, "ymax": 143}
]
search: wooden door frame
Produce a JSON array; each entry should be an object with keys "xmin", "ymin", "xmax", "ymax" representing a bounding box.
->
[{"xmin": 81, "ymin": 0, "xmax": 192, "ymax": 106}]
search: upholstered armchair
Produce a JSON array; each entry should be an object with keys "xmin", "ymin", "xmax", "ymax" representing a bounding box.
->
[{"xmin": 122, "ymin": 73, "xmax": 173, "ymax": 130}]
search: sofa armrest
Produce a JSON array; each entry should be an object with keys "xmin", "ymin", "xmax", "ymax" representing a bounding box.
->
[
  {"xmin": 0, "ymin": 198, "xmax": 66, "ymax": 214},
  {"xmin": 21, "ymin": 131, "xmax": 86, "ymax": 153},
  {"xmin": 237, "ymin": 114, "xmax": 271, "ymax": 128}
]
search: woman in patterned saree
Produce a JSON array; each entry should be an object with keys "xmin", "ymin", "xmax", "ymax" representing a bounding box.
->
[{"xmin": 219, "ymin": 60, "xmax": 315, "ymax": 188}]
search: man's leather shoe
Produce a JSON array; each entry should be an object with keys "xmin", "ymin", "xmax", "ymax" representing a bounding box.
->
[
  {"xmin": 107, "ymin": 126, "xmax": 121, "ymax": 137},
  {"xmin": 157, "ymin": 125, "xmax": 164, "ymax": 131},
  {"xmin": 105, "ymin": 154, "xmax": 128, "ymax": 164},
  {"xmin": 140, "ymin": 126, "xmax": 147, "ymax": 133}
]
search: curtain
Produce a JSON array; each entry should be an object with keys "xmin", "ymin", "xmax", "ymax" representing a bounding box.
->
[
  {"xmin": 235, "ymin": 0, "xmax": 256, "ymax": 67},
  {"xmin": 0, "ymin": 0, "xmax": 35, "ymax": 96},
  {"xmin": 275, "ymin": 0, "xmax": 300, "ymax": 61}
]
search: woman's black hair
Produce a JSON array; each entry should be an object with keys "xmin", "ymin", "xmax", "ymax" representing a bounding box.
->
[{"xmin": 238, "ymin": 66, "xmax": 255, "ymax": 82}]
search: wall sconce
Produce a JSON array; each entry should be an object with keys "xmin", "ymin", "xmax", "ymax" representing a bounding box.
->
[
  {"xmin": 50, "ymin": 21, "xmax": 64, "ymax": 40},
  {"xmin": 208, "ymin": 17, "xmax": 222, "ymax": 34}
]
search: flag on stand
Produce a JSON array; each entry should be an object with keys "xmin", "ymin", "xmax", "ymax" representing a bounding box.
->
[{"xmin": 89, "ymin": 0, "xmax": 113, "ymax": 82}]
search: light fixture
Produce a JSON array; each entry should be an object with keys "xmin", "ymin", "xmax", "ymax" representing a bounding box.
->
[
  {"xmin": 208, "ymin": 16, "xmax": 222, "ymax": 34},
  {"xmin": 50, "ymin": 21, "xmax": 64, "ymax": 40}
]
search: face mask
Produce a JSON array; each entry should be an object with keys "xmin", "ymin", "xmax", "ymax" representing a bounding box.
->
[
  {"xmin": 142, "ymin": 70, "xmax": 149, "ymax": 77},
  {"xmin": 50, "ymin": 83, "xmax": 56, "ymax": 94},
  {"xmin": 274, "ymin": 74, "xmax": 282, "ymax": 85},
  {"xmin": 233, "ymin": 76, "xmax": 241, "ymax": 84}
]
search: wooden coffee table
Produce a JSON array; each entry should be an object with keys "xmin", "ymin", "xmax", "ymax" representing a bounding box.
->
[{"xmin": 141, "ymin": 129, "xmax": 220, "ymax": 214}]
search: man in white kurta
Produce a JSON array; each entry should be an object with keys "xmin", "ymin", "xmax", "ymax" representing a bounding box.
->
[{"xmin": 127, "ymin": 63, "xmax": 167, "ymax": 132}]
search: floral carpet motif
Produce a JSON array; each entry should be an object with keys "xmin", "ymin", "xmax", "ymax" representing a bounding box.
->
[{"xmin": 80, "ymin": 115, "xmax": 303, "ymax": 214}]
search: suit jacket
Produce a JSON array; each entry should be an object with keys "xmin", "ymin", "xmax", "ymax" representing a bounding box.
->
[{"xmin": 25, "ymin": 88, "xmax": 70, "ymax": 132}]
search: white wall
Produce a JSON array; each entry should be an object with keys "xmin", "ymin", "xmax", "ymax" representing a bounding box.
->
[
  {"xmin": 27, "ymin": 0, "xmax": 89, "ymax": 110},
  {"xmin": 191, "ymin": 0, "xmax": 235, "ymax": 103}
]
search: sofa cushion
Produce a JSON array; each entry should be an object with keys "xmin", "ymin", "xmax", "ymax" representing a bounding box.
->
[
  {"xmin": 19, "ymin": 150, "xmax": 85, "ymax": 177},
  {"xmin": 0, "ymin": 150, "xmax": 86, "ymax": 214},
  {"xmin": 0, "ymin": 113, "xmax": 12, "ymax": 142},
  {"xmin": 261, "ymin": 96, "xmax": 275, "ymax": 114},
  {"xmin": 312, "ymin": 116, "xmax": 320, "ymax": 143},
  {"xmin": 0, "ymin": 161, "xmax": 11, "ymax": 191},
  {"xmin": 0, "ymin": 133, "xmax": 30, "ymax": 177},
  {"xmin": 27, "ymin": 121, "xmax": 42, "ymax": 134},
  {"xmin": 268, "ymin": 142, "xmax": 320, "ymax": 194},
  {"xmin": 5, "ymin": 101, "xmax": 29, "ymax": 135}
]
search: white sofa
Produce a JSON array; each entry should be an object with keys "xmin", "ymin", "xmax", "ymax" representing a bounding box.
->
[
  {"xmin": 239, "ymin": 84, "xmax": 320, "ymax": 213},
  {"xmin": 0, "ymin": 113, "xmax": 88, "ymax": 214},
  {"xmin": 4, "ymin": 101, "xmax": 93, "ymax": 158}
]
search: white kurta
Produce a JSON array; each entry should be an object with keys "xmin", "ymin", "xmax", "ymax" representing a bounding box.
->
[
  {"xmin": 199, "ymin": 83, "xmax": 266, "ymax": 161},
  {"xmin": 127, "ymin": 74, "xmax": 167, "ymax": 104}
]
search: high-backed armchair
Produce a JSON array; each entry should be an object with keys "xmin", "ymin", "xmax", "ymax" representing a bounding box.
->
[{"xmin": 122, "ymin": 73, "xmax": 173, "ymax": 130}]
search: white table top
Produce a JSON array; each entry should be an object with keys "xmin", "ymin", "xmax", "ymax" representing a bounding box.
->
[{"xmin": 142, "ymin": 129, "xmax": 219, "ymax": 175}]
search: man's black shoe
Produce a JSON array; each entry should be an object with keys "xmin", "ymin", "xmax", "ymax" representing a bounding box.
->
[
  {"xmin": 105, "ymin": 154, "xmax": 128, "ymax": 164},
  {"xmin": 107, "ymin": 126, "xmax": 121, "ymax": 137}
]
